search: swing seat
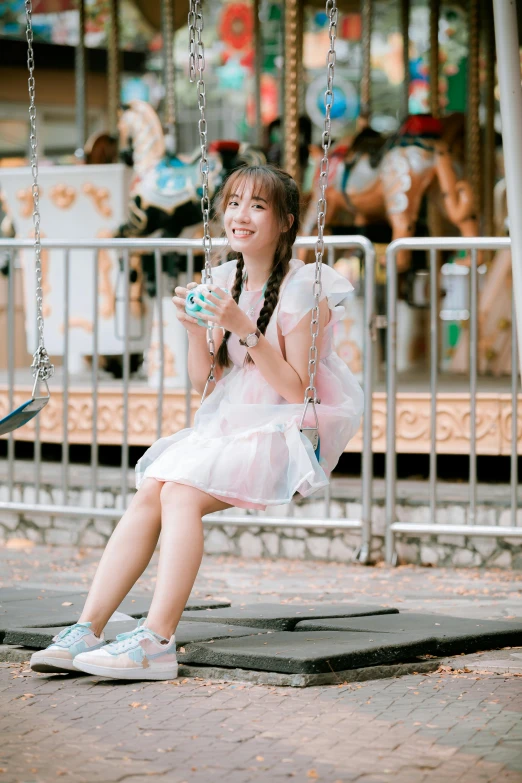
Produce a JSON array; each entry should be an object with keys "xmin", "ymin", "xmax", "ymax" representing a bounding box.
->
[
  {"xmin": 0, "ymin": 376, "xmax": 51, "ymax": 437},
  {"xmin": 0, "ymin": 395, "xmax": 49, "ymax": 437}
]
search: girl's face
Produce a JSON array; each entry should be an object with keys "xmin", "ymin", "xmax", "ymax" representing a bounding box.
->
[{"xmin": 224, "ymin": 180, "xmax": 282, "ymax": 260}]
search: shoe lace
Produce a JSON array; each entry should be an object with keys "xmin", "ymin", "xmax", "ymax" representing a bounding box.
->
[
  {"xmin": 54, "ymin": 623, "xmax": 89, "ymax": 646},
  {"xmin": 109, "ymin": 626, "xmax": 150, "ymax": 654}
]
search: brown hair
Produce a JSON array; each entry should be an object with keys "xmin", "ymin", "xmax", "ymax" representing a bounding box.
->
[{"xmin": 214, "ymin": 165, "xmax": 300, "ymax": 368}]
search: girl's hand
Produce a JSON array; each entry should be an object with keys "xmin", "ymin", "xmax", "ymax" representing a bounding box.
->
[
  {"xmin": 172, "ymin": 283, "xmax": 205, "ymax": 335},
  {"xmin": 204, "ymin": 286, "xmax": 254, "ymax": 337}
]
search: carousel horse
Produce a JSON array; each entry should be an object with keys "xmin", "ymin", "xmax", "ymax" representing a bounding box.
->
[
  {"xmin": 114, "ymin": 100, "xmax": 266, "ymax": 294},
  {"xmin": 302, "ymin": 114, "xmax": 477, "ymax": 272}
]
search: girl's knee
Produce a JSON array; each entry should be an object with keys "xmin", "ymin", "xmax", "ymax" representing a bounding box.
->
[
  {"xmin": 160, "ymin": 482, "xmax": 210, "ymax": 515},
  {"xmin": 133, "ymin": 478, "xmax": 162, "ymax": 507},
  {"xmin": 160, "ymin": 481, "xmax": 189, "ymax": 508}
]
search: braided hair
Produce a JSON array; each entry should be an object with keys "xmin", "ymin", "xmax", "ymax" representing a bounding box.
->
[{"xmin": 215, "ymin": 165, "xmax": 300, "ymax": 368}]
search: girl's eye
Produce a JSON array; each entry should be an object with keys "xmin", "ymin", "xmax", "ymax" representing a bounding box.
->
[{"xmin": 228, "ymin": 200, "xmax": 238, "ymax": 207}]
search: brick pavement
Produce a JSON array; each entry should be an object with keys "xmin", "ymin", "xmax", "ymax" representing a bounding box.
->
[
  {"xmin": 1, "ymin": 545, "xmax": 522, "ymax": 782},
  {"xmin": 1, "ymin": 660, "xmax": 522, "ymax": 782}
]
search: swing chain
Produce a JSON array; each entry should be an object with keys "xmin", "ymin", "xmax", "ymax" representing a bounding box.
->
[
  {"xmin": 304, "ymin": 0, "xmax": 337, "ymax": 408},
  {"xmin": 25, "ymin": 0, "xmax": 54, "ymax": 384},
  {"xmin": 188, "ymin": 0, "xmax": 215, "ymax": 402}
]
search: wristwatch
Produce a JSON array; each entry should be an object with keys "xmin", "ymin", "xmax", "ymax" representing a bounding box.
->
[{"xmin": 239, "ymin": 328, "xmax": 261, "ymax": 348}]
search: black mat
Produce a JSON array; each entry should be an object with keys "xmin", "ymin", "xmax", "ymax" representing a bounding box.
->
[
  {"xmin": 4, "ymin": 620, "xmax": 269, "ymax": 650},
  {"xmin": 176, "ymin": 630, "xmax": 438, "ymax": 674},
  {"xmin": 0, "ymin": 588, "xmax": 87, "ymax": 602},
  {"xmin": 295, "ymin": 613, "xmax": 522, "ymax": 655},
  {"xmin": 0, "ymin": 589, "xmax": 231, "ymax": 641},
  {"xmin": 181, "ymin": 603, "xmax": 398, "ymax": 631}
]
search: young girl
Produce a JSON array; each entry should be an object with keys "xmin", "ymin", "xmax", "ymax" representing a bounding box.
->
[{"xmin": 30, "ymin": 165, "xmax": 364, "ymax": 681}]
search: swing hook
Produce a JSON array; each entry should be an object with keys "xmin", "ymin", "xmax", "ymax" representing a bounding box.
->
[
  {"xmin": 299, "ymin": 395, "xmax": 321, "ymax": 459},
  {"xmin": 31, "ymin": 345, "xmax": 55, "ymax": 383}
]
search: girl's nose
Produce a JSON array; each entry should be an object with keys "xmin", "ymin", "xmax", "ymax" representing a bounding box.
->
[{"xmin": 236, "ymin": 205, "xmax": 251, "ymax": 222}]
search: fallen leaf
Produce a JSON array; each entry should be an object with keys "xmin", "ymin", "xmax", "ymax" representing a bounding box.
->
[
  {"xmin": 308, "ymin": 771, "xmax": 319, "ymax": 779},
  {"xmin": 5, "ymin": 538, "xmax": 35, "ymax": 550}
]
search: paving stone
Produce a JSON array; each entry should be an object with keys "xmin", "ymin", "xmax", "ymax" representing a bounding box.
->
[
  {"xmin": 181, "ymin": 602, "xmax": 398, "ymax": 631},
  {"xmin": 177, "ymin": 630, "xmax": 437, "ymax": 674},
  {"xmin": 3, "ymin": 620, "xmax": 268, "ymax": 650},
  {"xmin": 293, "ymin": 612, "xmax": 522, "ymax": 655}
]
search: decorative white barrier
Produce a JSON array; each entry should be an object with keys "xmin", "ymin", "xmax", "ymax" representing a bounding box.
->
[{"xmin": 0, "ymin": 164, "xmax": 152, "ymax": 372}]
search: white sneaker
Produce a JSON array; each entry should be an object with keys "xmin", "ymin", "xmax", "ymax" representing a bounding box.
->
[
  {"xmin": 73, "ymin": 618, "xmax": 178, "ymax": 681},
  {"xmin": 30, "ymin": 621, "xmax": 106, "ymax": 673}
]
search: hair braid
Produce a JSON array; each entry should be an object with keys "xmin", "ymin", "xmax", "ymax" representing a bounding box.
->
[
  {"xmin": 216, "ymin": 254, "xmax": 244, "ymax": 368},
  {"xmin": 243, "ymin": 245, "xmax": 289, "ymax": 365}
]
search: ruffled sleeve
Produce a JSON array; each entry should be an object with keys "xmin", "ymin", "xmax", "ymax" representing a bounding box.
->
[
  {"xmin": 208, "ymin": 259, "xmax": 237, "ymax": 291},
  {"xmin": 277, "ymin": 259, "xmax": 355, "ymax": 336}
]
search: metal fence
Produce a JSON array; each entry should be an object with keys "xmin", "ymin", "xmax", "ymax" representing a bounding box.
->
[
  {"xmin": 0, "ymin": 235, "xmax": 376, "ymax": 562},
  {"xmin": 385, "ymin": 237, "xmax": 521, "ymax": 565}
]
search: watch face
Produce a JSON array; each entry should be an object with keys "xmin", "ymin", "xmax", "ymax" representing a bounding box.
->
[{"xmin": 246, "ymin": 333, "xmax": 259, "ymax": 348}]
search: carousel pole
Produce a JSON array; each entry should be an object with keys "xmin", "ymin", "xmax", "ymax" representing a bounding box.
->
[
  {"xmin": 400, "ymin": 0, "xmax": 410, "ymax": 118},
  {"xmin": 161, "ymin": 0, "xmax": 177, "ymax": 153},
  {"xmin": 467, "ymin": 0, "xmax": 482, "ymax": 227},
  {"xmin": 253, "ymin": 0, "xmax": 263, "ymax": 147},
  {"xmin": 75, "ymin": 0, "xmax": 87, "ymax": 158},
  {"xmin": 107, "ymin": 0, "xmax": 120, "ymax": 137},
  {"xmin": 296, "ymin": 0, "xmax": 305, "ymax": 116},
  {"xmin": 482, "ymin": 0, "xmax": 495, "ymax": 241},
  {"xmin": 360, "ymin": 0, "xmax": 372, "ymax": 122},
  {"xmin": 429, "ymin": 0, "xmax": 440, "ymax": 117},
  {"xmin": 283, "ymin": 0, "xmax": 299, "ymax": 181},
  {"xmin": 428, "ymin": 0, "xmax": 441, "ymax": 374},
  {"xmin": 492, "ymin": 0, "xmax": 522, "ymax": 373}
]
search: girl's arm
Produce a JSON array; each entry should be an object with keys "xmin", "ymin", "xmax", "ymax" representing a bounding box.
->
[
  {"xmin": 204, "ymin": 285, "xmax": 329, "ymax": 404},
  {"xmin": 245, "ymin": 301, "xmax": 329, "ymax": 403}
]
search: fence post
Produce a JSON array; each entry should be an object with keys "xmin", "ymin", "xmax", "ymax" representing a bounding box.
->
[{"xmin": 385, "ymin": 243, "xmax": 398, "ymax": 564}]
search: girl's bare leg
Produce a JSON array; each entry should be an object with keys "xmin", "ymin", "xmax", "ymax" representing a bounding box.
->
[
  {"xmin": 144, "ymin": 482, "xmax": 231, "ymax": 640},
  {"xmin": 78, "ymin": 478, "xmax": 163, "ymax": 636}
]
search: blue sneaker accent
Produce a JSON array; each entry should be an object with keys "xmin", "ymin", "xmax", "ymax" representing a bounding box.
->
[{"xmin": 30, "ymin": 621, "xmax": 106, "ymax": 674}]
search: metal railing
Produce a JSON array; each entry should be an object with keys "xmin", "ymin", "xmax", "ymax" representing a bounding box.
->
[
  {"xmin": 385, "ymin": 237, "xmax": 521, "ymax": 565},
  {"xmin": 0, "ymin": 235, "xmax": 376, "ymax": 562}
]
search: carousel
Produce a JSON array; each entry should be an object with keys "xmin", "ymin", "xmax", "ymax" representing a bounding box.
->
[{"xmin": 0, "ymin": 0, "xmax": 520, "ymax": 460}]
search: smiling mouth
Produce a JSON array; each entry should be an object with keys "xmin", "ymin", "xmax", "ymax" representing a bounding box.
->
[{"xmin": 232, "ymin": 229, "xmax": 254, "ymax": 237}]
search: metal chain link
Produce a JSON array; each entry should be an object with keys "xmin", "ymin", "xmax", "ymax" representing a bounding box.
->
[
  {"xmin": 188, "ymin": 0, "xmax": 215, "ymax": 402},
  {"xmin": 304, "ymin": 0, "xmax": 337, "ymax": 412},
  {"xmin": 25, "ymin": 0, "xmax": 54, "ymax": 384}
]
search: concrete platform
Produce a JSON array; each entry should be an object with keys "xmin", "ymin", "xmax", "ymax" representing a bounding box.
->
[
  {"xmin": 4, "ymin": 620, "xmax": 270, "ymax": 649},
  {"xmin": 177, "ymin": 629, "xmax": 439, "ymax": 674},
  {"xmin": 0, "ymin": 589, "xmax": 230, "ymax": 640},
  {"xmin": 181, "ymin": 602, "xmax": 398, "ymax": 630},
  {"xmin": 3, "ymin": 587, "xmax": 522, "ymax": 683},
  {"xmin": 295, "ymin": 613, "xmax": 522, "ymax": 655}
]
